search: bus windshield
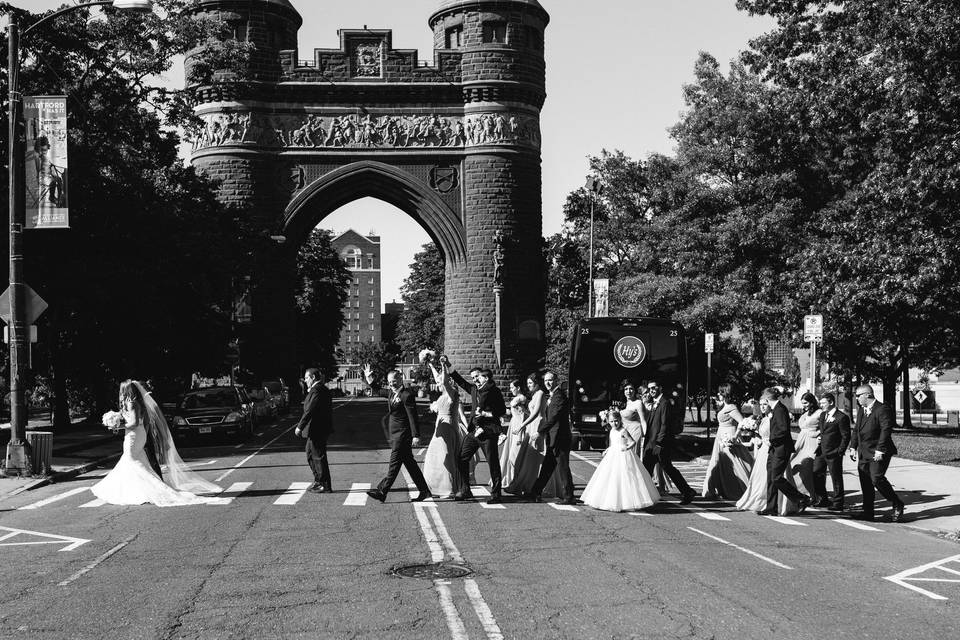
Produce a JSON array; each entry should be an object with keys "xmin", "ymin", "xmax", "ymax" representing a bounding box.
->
[{"xmin": 568, "ymin": 319, "xmax": 686, "ymax": 410}]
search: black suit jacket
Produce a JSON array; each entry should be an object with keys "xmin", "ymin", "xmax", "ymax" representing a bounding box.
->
[
  {"xmin": 450, "ymin": 371, "xmax": 506, "ymax": 440},
  {"xmin": 383, "ymin": 387, "xmax": 421, "ymax": 442},
  {"xmin": 642, "ymin": 396, "xmax": 675, "ymax": 454},
  {"xmin": 537, "ymin": 389, "xmax": 571, "ymax": 450},
  {"xmin": 852, "ymin": 401, "xmax": 898, "ymax": 459},
  {"xmin": 768, "ymin": 401, "xmax": 795, "ymax": 454},
  {"xmin": 817, "ymin": 409, "xmax": 851, "ymax": 458},
  {"xmin": 297, "ymin": 384, "xmax": 333, "ymax": 441}
]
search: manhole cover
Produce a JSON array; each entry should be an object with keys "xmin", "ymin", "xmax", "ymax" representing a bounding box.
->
[{"xmin": 393, "ymin": 562, "xmax": 473, "ymax": 579}]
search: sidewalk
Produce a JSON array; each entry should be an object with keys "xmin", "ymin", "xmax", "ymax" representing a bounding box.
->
[{"xmin": 0, "ymin": 418, "xmax": 121, "ymax": 498}]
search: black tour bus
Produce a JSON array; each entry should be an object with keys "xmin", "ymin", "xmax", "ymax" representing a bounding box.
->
[{"xmin": 568, "ymin": 317, "xmax": 688, "ymax": 449}]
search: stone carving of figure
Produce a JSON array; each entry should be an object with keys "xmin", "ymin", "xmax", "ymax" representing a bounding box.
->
[
  {"xmin": 493, "ymin": 230, "xmax": 505, "ymax": 289},
  {"xmin": 494, "ymin": 114, "xmax": 506, "ymax": 141}
]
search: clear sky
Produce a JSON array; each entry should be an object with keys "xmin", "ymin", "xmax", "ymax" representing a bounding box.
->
[{"xmin": 13, "ymin": 0, "xmax": 774, "ymax": 308}]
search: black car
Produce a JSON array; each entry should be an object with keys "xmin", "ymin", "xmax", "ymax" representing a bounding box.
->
[
  {"xmin": 263, "ymin": 378, "xmax": 290, "ymax": 413},
  {"xmin": 171, "ymin": 386, "xmax": 255, "ymax": 440}
]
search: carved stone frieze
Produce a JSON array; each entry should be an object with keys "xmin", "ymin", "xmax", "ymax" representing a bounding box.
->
[
  {"xmin": 190, "ymin": 111, "xmax": 541, "ymax": 152},
  {"xmin": 351, "ymin": 40, "xmax": 383, "ymax": 78}
]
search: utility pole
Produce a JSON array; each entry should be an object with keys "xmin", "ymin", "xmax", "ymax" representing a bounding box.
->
[{"xmin": 584, "ymin": 177, "xmax": 602, "ymax": 317}]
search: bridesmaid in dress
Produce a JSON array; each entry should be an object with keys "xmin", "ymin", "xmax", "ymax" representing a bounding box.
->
[
  {"xmin": 790, "ymin": 392, "xmax": 822, "ymax": 502},
  {"xmin": 499, "ymin": 379, "xmax": 528, "ymax": 489},
  {"xmin": 736, "ymin": 395, "xmax": 800, "ymax": 515},
  {"xmin": 701, "ymin": 384, "xmax": 754, "ymax": 500},
  {"xmin": 619, "ymin": 380, "xmax": 647, "ymax": 453},
  {"xmin": 505, "ymin": 372, "xmax": 561, "ymax": 497}
]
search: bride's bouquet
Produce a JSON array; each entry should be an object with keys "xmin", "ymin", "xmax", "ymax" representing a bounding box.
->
[
  {"xmin": 418, "ymin": 348, "xmax": 436, "ymax": 365},
  {"xmin": 102, "ymin": 410, "xmax": 126, "ymax": 432}
]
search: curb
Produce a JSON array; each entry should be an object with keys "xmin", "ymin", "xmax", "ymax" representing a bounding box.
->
[{"xmin": 2, "ymin": 452, "xmax": 120, "ymax": 498}]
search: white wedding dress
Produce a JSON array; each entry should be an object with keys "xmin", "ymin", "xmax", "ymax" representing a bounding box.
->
[
  {"xmin": 580, "ymin": 426, "xmax": 660, "ymax": 512},
  {"xmin": 423, "ymin": 379, "xmax": 464, "ymax": 498},
  {"xmin": 91, "ymin": 383, "xmax": 220, "ymax": 506}
]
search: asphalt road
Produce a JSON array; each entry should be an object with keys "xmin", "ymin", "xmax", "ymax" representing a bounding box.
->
[{"xmin": 1, "ymin": 397, "xmax": 959, "ymax": 639}]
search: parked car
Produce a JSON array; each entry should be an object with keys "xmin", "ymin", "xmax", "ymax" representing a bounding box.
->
[
  {"xmin": 245, "ymin": 385, "xmax": 278, "ymax": 425},
  {"xmin": 263, "ymin": 378, "xmax": 290, "ymax": 413},
  {"xmin": 171, "ymin": 386, "xmax": 254, "ymax": 440}
]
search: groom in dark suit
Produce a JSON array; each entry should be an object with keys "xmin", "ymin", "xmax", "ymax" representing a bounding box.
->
[
  {"xmin": 812, "ymin": 392, "xmax": 850, "ymax": 510},
  {"xmin": 758, "ymin": 387, "xmax": 810, "ymax": 515},
  {"xmin": 294, "ymin": 368, "xmax": 333, "ymax": 493},
  {"xmin": 365, "ymin": 367, "xmax": 431, "ymax": 503},
  {"xmin": 528, "ymin": 369, "xmax": 575, "ymax": 505},
  {"xmin": 449, "ymin": 362, "xmax": 507, "ymax": 504},
  {"xmin": 849, "ymin": 384, "xmax": 905, "ymax": 522},
  {"xmin": 640, "ymin": 380, "xmax": 695, "ymax": 505}
]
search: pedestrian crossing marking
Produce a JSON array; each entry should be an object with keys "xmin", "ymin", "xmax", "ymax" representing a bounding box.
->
[
  {"xmin": 833, "ymin": 518, "xmax": 883, "ymax": 532},
  {"xmin": 344, "ymin": 482, "xmax": 372, "ymax": 506},
  {"xmin": 406, "ymin": 483, "xmax": 438, "ymax": 508},
  {"xmin": 273, "ymin": 482, "xmax": 311, "ymax": 505},
  {"xmin": 207, "ymin": 482, "xmax": 253, "ymax": 506},
  {"xmin": 696, "ymin": 512, "xmax": 730, "ymax": 521},
  {"xmin": 471, "ymin": 486, "xmax": 506, "ymax": 509},
  {"xmin": 18, "ymin": 487, "xmax": 90, "ymax": 510},
  {"xmin": 548, "ymin": 503, "xmax": 579, "ymax": 512},
  {"xmin": 764, "ymin": 516, "xmax": 807, "ymax": 526},
  {"xmin": 79, "ymin": 498, "xmax": 106, "ymax": 508}
]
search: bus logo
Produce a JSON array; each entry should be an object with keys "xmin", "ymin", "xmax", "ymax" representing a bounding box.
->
[{"xmin": 614, "ymin": 336, "xmax": 646, "ymax": 368}]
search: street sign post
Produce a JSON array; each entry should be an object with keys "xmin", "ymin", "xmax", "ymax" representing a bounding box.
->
[
  {"xmin": 0, "ymin": 284, "xmax": 47, "ymax": 325},
  {"xmin": 804, "ymin": 314, "xmax": 823, "ymax": 393},
  {"xmin": 705, "ymin": 333, "xmax": 715, "ymax": 435}
]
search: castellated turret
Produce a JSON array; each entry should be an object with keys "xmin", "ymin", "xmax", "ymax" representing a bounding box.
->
[{"xmin": 185, "ymin": 0, "xmax": 302, "ymax": 85}]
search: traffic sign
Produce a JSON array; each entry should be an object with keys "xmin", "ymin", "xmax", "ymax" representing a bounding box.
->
[
  {"xmin": 705, "ymin": 333, "xmax": 715, "ymax": 353},
  {"xmin": 0, "ymin": 285, "xmax": 48, "ymax": 324},
  {"xmin": 804, "ymin": 314, "xmax": 823, "ymax": 342}
]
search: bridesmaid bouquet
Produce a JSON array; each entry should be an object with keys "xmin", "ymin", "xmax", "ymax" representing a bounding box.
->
[
  {"xmin": 734, "ymin": 417, "xmax": 759, "ymax": 446},
  {"xmin": 101, "ymin": 410, "xmax": 125, "ymax": 432}
]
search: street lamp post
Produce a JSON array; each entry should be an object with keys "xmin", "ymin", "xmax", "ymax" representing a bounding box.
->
[
  {"xmin": 3, "ymin": 1, "xmax": 153, "ymax": 476},
  {"xmin": 584, "ymin": 177, "xmax": 602, "ymax": 317}
]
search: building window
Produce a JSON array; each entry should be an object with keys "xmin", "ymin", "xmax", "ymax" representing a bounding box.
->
[
  {"xmin": 369, "ymin": 312, "xmax": 375, "ymax": 319},
  {"xmin": 355, "ymin": 301, "xmax": 360, "ymax": 308},
  {"xmin": 353, "ymin": 278, "xmax": 359, "ymax": 285},
  {"xmin": 369, "ymin": 301, "xmax": 374, "ymax": 308},
  {"xmin": 369, "ymin": 289, "xmax": 375, "ymax": 296},
  {"xmin": 368, "ymin": 277, "xmax": 375, "ymax": 284},
  {"xmin": 369, "ymin": 324, "xmax": 375, "ymax": 331},
  {"xmin": 342, "ymin": 246, "xmax": 362, "ymax": 269},
  {"xmin": 483, "ymin": 22, "xmax": 507, "ymax": 44},
  {"xmin": 445, "ymin": 25, "xmax": 463, "ymax": 49}
]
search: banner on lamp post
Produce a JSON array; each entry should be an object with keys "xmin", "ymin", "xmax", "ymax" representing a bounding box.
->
[
  {"xmin": 24, "ymin": 96, "xmax": 69, "ymax": 229},
  {"xmin": 593, "ymin": 278, "xmax": 609, "ymax": 317}
]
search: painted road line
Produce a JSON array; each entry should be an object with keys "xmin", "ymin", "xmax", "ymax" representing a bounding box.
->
[
  {"xmin": 764, "ymin": 516, "xmax": 808, "ymax": 526},
  {"xmin": 412, "ymin": 503, "xmax": 445, "ymax": 562},
  {"xmin": 344, "ymin": 482, "xmax": 371, "ymax": 506},
  {"xmin": 17, "ymin": 487, "xmax": 90, "ymax": 511},
  {"xmin": 273, "ymin": 482, "xmax": 311, "ymax": 505},
  {"xmin": 465, "ymin": 578, "xmax": 505, "ymax": 640},
  {"xmin": 234, "ymin": 443, "xmax": 244, "ymax": 449},
  {"xmin": 885, "ymin": 554, "xmax": 960, "ymax": 601},
  {"xmin": 629, "ymin": 511, "xmax": 655, "ymax": 517},
  {"xmin": 78, "ymin": 498, "xmax": 106, "ymax": 509},
  {"xmin": 471, "ymin": 486, "xmax": 506, "ymax": 510},
  {"xmin": 833, "ymin": 518, "xmax": 883, "ymax": 532},
  {"xmin": 696, "ymin": 512, "xmax": 730, "ymax": 521},
  {"xmin": 58, "ymin": 534, "xmax": 136, "ymax": 586},
  {"xmin": 688, "ymin": 527, "xmax": 794, "ymax": 570},
  {"xmin": 0, "ymin": 526, "xmax": 90, "ymax": 552},
  {"xmin": 548, "ymin": 502, "xmax": 579, "ymax": 512},
  {"xmin": 406, "ymin": 483, "xmax": 437, "ymax": 508},
  {"xmin": 571, "ymin": 452, "xmax": 599, "ymax": 468},
  {"xmin": 207, "ymin": 482, "xmax": 253, "ymax": 506},
  {"xmin": 185, "ymin": 460, "xmax": 217, "ymax": 468},
  {"xmin": 434, "ymin": 579, "xmax": 469, "ymax": 640}
]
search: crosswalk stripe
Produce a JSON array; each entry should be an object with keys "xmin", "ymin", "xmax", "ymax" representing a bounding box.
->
[
  {"xmin": 344, "ymin": 482, "xmax": 371, "ymax": 506},
  {"xmin": 833, "ymin": 518, "xmax": 883, "ymax": 532},
  {"xmin": 273, "ymin": 482, "xmax": 311, "ymax": 505},
  {"xmin": 471, "ymin": 486, "xmax": 506, "ymax": 509},
  {"xmin": 548, "ymin": 503, "xmax": 579, "ymax": 512},
  {"xmin": 629, "ymin": 511, "xmax": 655, "ymax": 517},
  {"xmin": 18, "ymin": 487, "xmax": 90, "ymax": 510},
  {"xmin": 207, "ymin": 482, "xmax": 253, "ymax": 506},
  {"xmin": 406, "ymin": 483, "xmax": 437, "ymax": 508},
  {"xmin": 78, "ymin": 498, "xmax": 106, "ymax": 508},
  {"xmin": 764, "ymin": 516, "xmax": 808, "ymax": 526},
  {"xmin": 696, "ymin": 512, "xmax": 730, "ymax": 521}
]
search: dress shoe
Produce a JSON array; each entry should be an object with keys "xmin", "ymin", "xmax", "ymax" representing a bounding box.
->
[
  {"xmin": 679, "ymin": 492, "xmax": 695, "ymax": 506},
  {"xmin": 522, "ymin": 493, "xmax": 542, "ymax": 503},
  {"xmin": 796, "ymin": 497, "xmax": 812, "ymax": 514},
  {"xmin": 307, "ymin": 485, "xmax": 324, "ymax": 493},
  {"xmin": 411, "ymin": 491, "xmax": 433, "ymax": 502},
  {"xmin": 486, "ymin": 495, "xmax": 503, "ymax": 505},
  {"xmin": 453, "ymin": 492, "xmax": 474, "ymax": 502},
  {"xmin": 366, "ymin": 489, "xmax": 387, "ymax": 503},
  {"xmin": 319, "ymin": 486, "xmax": 333, "ymax": 494},
  {"xmin": 891, "ymin": 503, "xmax": 905, "ymax": 523},
  {"xmin": 555, "ymin": 498, "xmax": 578, "ymax": 506},
  {"xmin": 851, "ymin": 511, "xmax": 875, "ymax": 522},
  {"xmin": 307, "ymin": 482, "xmax": 322, "ymax": 490},
  {"xmin": 756, "ymin": 508, "xmax": 777, "ymax": 516},
  {"xmin": 814, "ymin": 498, "xmax": 831, "ymax": 508}
]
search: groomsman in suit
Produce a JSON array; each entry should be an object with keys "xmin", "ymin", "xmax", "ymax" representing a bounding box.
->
[
  {"xmin": 758, "ymin": 387, "xmax": 811, "ymax": 515},
  {"xmin": 848, "ymin": 384, "xmax": 905, "ymax": 522},
  {"xmin": 449, "ymin": 362, "xmax": 507, "ymax": 504},
  {"xmin": 294, "ymin": 368, "xmax": 334, "ymax": 493},
  {"xmin": 364, "ymin": 366, "xmax": 431, "ymax": 503},
  {"xmin": 640, "ymin": 380, "xmax": 695, "ymax": 505},
  {"xmin": 812, "ymin": 392, "xmax": 850, "ymax": 510},
  {"xmin": 528, "ymin": 369, "xmax": 576, "ymax": 505}
]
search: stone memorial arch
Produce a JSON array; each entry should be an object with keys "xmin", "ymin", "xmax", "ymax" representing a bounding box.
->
[{"xmin": 187, "ymin": 0, "xmax": 549, "ymax": 384}]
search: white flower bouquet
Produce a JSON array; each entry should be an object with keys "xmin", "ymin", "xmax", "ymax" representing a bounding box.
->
[
  {"xmin": 102, "ymin": 410, "xmax": 126, "ymax": 432},
  {"xmin": 418, "ymin": 348, "xmax": 436, "ymax": 364}
]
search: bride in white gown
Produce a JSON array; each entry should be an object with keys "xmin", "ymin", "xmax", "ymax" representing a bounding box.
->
[
  {"xmin": 422, "ymin": 359, "xmax": 465, "ymax": 498},
  {"xmin": 91, "ymin": 380, "xmax": 221, "ymax": 506},
  {"xmin": 581, "ymin": 408, "xmax": 660, "ymax": 512}
]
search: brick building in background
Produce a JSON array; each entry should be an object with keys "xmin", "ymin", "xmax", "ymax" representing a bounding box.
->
[{"xmin": 331, "ymin": 230, "xmax": 382, "ymax": 354}]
